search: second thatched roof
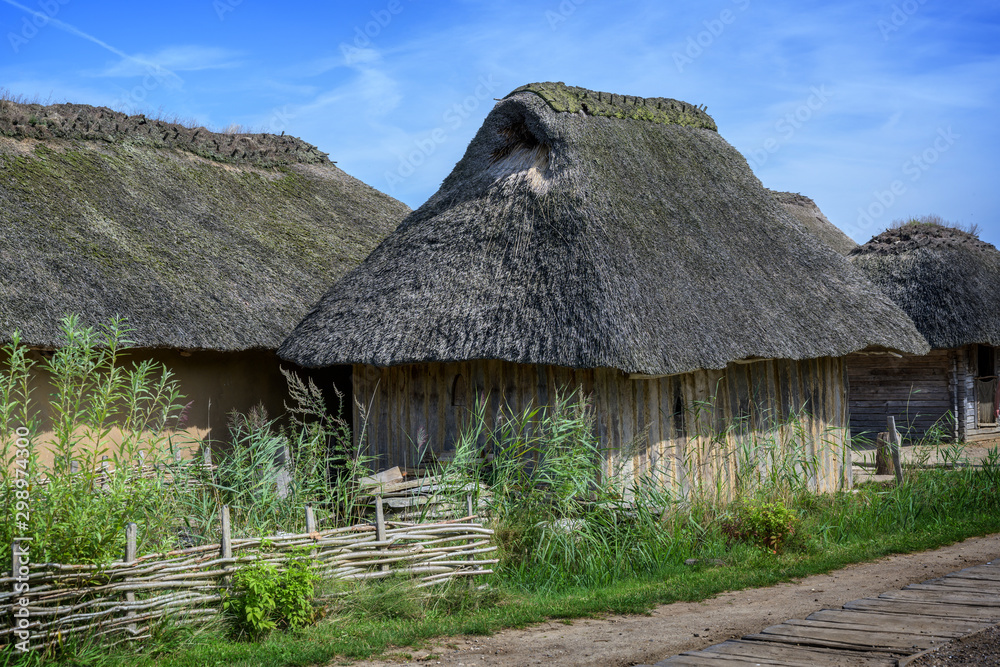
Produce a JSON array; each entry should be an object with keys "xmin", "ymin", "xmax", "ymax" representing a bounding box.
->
[
  {"xmin": 769, "ymin": 190, "xmax": 857, "ymax": 255},
  {"xmin": 280, "ymin": 82, "xmax": 928, "ymax": 375},
  {"xmin": 849, "ymin": 222, "xmax": 1000, "ymax": 350},
  {"xmin": 0, "ymin": 100, "xmax": 410, "ymax": 350}
]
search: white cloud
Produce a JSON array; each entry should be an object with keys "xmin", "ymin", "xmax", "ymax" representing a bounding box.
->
[{"xmin": 95, "ymin": 46, "xmax": 243, "ymax": 78}]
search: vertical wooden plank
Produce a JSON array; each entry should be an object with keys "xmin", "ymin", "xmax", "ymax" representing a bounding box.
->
[
  {"xmin": 470, "ymin": 360, "xmax": 487, "ymax": 450},
  {"xmin": 377, "ymin": 367, "xmax": 390, "ymax": 468},
  {"xmin": 622, "ymin": 374, "xmax": 635, "ymax": 451},
  {"xmin": 352, "ymin": 365, "xmax": 362, "ymax": 455},
  {"xmin": 807, "ymin": 358, "xmax": 820, "ymax": 490},
  {"xmin": 536, "ymin": 364, "xmax": 549, "ymax": 412},
  {"xmin": 408, "ymin": 364, "xmax": 422, "ymax": 469},
  {"xmin": 503, "ymin": 359, "xmax": 519, "ymax": 433},
  {"xmin": 778, "ymin": 359, "xmax": 792, "ymax": 422},
  {"xmin": 646, "ymin": 376, "xmax": 660, "ymax": 480},
  {"xmin": 713, "ymin": 369, "xmax": 733, "ymax": 499},
  {"xmin": 425, "ymin": 363, "xmax": 440, "ymax": 463},
  {"xmin": 658, "ymin": 376, "xmax": 673, "ymax": 489},
  {"xmin": 393, "ymin": 366, "xmax": 404, "ymax": 467},
  {"xmin": 594, "ymin": 368, "xmax": 609, "ymax": 459},
  {"xmin": 488, "ymin": 360, "xmax": 503, "ymax": 450},
  {"xmin": 828, "ymin": 357, "xmax": 841, "ymax": 490},
  {"xmin": 443, "ymin": 363, "xmax": 458, "ymax": 454},
  {"xmin": 602, "ymin": 369, "xmax": 617, "ymax": 460}
]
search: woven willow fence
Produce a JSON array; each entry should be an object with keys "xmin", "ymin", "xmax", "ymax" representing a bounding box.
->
[{"xmin": 1, "ymin": 498, "xmax": 496, "ymax": 652}]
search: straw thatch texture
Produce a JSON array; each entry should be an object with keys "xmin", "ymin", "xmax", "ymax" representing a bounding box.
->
[
  {"xmin": 280, "ymin": 82, "xmax": 926, "ymax": 375},
  {"xmin": 769, "ymin": 190, "xmax": 857, "ymax": 256},
  {"xmin": 848, "ymin": 223, "xmax": 1000, "ymax": 349},
  {"xmin": 0, "ymin": 101, "xmax": 410, "ymax": 350}
]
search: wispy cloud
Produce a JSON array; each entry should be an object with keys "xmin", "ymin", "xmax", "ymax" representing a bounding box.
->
[
  {"xmin": 95, "ymin": 46, "xmax": 242, "ymax": 78},
  {"xmin": 1, "ymin": 0, "xmax": 181, "ymax": 85}
]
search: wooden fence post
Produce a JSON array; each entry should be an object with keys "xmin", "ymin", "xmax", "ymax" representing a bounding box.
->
[
  {"xmin": 220, "ymin": 505, "xmax": 232, "ymax": 560},
  {"xmin": 465, "ymin": 494, "xmax": 477, "ymax": 586},
  {"xmin": 124, "ymin": 523, "xmax": 138, "ymax": 634},
  {"xmin": 305, "ymin": 504, "xmax": 317, "ymax": 558},
  {"xmin": 887, "ymin": 416, "xmax": 904, "ymax": 484},
  {"xmin": 220, "ymin": 505, "xmax": 233, "ymax": 590},
  {"xmin": 375, "ymin": 495, "xmax": 388, "ymax": 572},
  {"xmin": 875, "ymin": 433, "xmax": 891, "ymax": 475}
]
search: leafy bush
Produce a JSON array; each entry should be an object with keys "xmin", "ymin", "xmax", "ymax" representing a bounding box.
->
[
  {"xmin": 224, "ymin": 557, "xmax": 317, "ymax": 637},
  {"xmin": 0, "ymin": 315, "xmax": 187, "ymax": 565},
  {"xmin": 720, "ymin": 499, "xmax": 799, "ymax": 552}
]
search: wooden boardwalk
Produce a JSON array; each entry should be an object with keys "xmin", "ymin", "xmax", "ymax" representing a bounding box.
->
[{"xmin": 642, "ymin": 560, "xmax": 1000, "ymax": 666}]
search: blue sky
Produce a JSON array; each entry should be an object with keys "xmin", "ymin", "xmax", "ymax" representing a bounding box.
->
[{"xmin": 2, "ymin": 0, "xmax": 998, "ymax": 246}]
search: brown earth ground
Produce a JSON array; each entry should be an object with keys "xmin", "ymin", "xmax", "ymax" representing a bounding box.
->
[{"xmin": 340, "ymin": 534, "xmax": 1000, "ymax": 667}]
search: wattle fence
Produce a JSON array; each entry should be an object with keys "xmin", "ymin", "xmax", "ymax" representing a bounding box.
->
[{"xmin": 1, "ymin": 498, "xmax": 496, "ymax": 652}]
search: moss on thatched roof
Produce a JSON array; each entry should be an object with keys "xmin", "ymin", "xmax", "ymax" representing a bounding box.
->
[
  {"xmin": 507, "ymin": 82, "xmax": 717, "ymax": 130},
  {"xmin": 280, "ymin": 83, "xmax": 927, "ymax": 375},
  {"xmin": 769, "ymin": 190, "xmax": 857, "ymax": 256},
  {"xmin": 0, "ymin": 100, "xmax": 327, "ymax": 167},
  {"xmin": 0, "ymin": 102, "xmax": 410, "ymax": 350},
  {"xmin": 849, "ymin": 222, "xmax": 1000, "ymax": 349}
]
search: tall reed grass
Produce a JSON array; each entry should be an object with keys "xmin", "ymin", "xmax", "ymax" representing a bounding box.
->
[
  {"xmin": 427, "ymin": 388, "xmax": 1000, "ymax": 592},
  {"xmin": 0, "ymin": 316, "xmax": 372, "ymax": 567}
]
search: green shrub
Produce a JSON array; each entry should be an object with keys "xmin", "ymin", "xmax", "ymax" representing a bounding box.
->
[
  {"xmin": 224, "ymin": 557, "xmax": 317, "ymax": 637},
  {"xmin": 720, "ymin": 499, "xmax": 799, "ymax": 552},
  {"xmin": 0, "ymin": 315, "xmax": 187, "ymax": 566}
]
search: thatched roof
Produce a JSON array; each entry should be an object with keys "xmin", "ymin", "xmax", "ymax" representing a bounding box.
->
[
  {"xmin": 849, "ymin": 222, "xmax": 1000, "ymax": 349},
  {"xmin": 279, "ymin": 82, "xmax": 928, "ymax": 375},
  {"xmin": 769, "ymin": 190, "xmax": 857, "ymax": 255},
  {"xmin": 0, "ymin": 100, "xmax": 410, "ymax": 350}
]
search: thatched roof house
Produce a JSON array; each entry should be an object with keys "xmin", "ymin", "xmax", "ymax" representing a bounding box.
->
[
  {"xmin": 847, "ymin": 222, "xmax": 1000, "ymax": 444},
  {"xmin": 281, "ymin": 82, "xmax": 927, "ymax": 494},
  {"xmin": 769, "ymin": 190, "xmax": 857, "ymax": 255},
  {"xmin": 1, "ymin": 100, "xmax": 409, "ymax": 455}
]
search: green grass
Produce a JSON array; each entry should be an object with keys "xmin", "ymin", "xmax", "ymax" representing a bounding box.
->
[{"xmin": 27, "ymin": 461, "xmax": 1000, "ymax": 667}]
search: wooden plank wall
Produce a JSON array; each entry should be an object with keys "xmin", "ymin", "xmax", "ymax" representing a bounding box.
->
[
  {"xmin": 847, "ymin": 347, "xmax": 1000, "ymax": 445},
  {"xmin": 847, "ymin": 350, "xmax": 956, "ymax": 444},
  {"xmin": 353, "ymin": 357, "xmax": 850, "ymax": 498},
  {"xmin": 963, "ymin": 344, "xmax": 1000, "ymax": 443}
]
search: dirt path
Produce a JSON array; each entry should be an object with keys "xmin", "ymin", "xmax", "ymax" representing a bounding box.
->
[{"xmin": 341, "ymin": 533, "xmax": 1000, "ymax": 667}]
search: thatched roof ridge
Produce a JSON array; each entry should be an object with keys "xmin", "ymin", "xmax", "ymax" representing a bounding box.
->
[
  {"xmin": 507, "ymin": 82, "xmax": 717, "ymax": 130},
  {"xmin": 769, "ymin": 190, "xmax": 857, "ymax": 255},
  {"xmin": 280, "ymin": 83, "xmax": 928, "ymax": 374},
  {"xmin": 0, "ymin": 115, "xmax": 410, "ymax": 350},
  {"xmin": 849, "ymin": 223, "xmax": 1000, "ymax": 349},
  {"xmin": 0, "ymin": 100, "xmax": 327, "ymax": 167}
]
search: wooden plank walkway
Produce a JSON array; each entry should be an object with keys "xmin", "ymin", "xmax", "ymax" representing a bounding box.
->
[{"xmin": 641, "ymin": 560, "xmax": 1000, "ymax": 666}]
